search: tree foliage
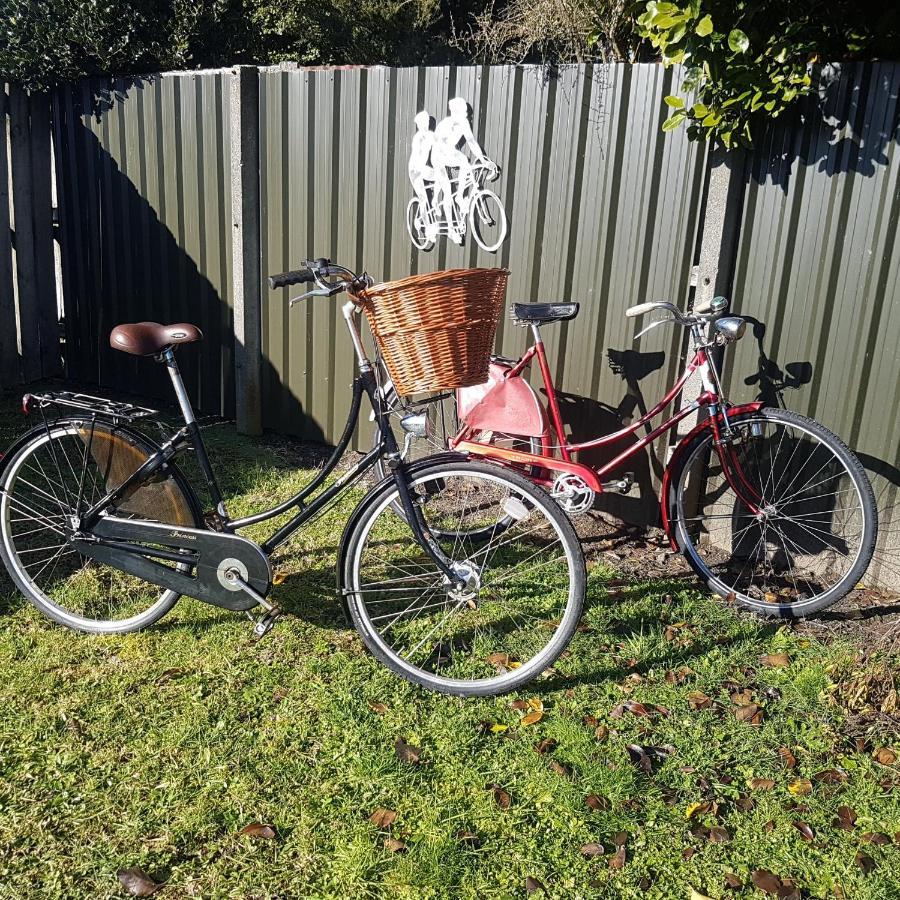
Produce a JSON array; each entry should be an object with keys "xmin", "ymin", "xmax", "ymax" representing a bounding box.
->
[
  {"xmin": 0, "ymin": 0, "xmax": 462, "ymax": 90},
  {"xmin": 464, "ymin": 0, "xmax": 638, "ymax": 64},
  {"xmin": 637, "ymin": 0, "xmax": 900, "ymax": 147}
]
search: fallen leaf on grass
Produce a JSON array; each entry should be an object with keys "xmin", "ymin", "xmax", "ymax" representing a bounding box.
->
[
  {"xmin": 383, "ymin": 837, "xmax": 407, "ymax": 853},
  {"xmin": 734, "ymin": 703, "xmax": 763, "ymax": 724},
  {"xmin": 612, "ymin": 831, "xmax": 628, "ymax": 846},
  {"xmin": 511, "ymin": 699, "xmax": 530, "ymax": 711},
  {"xmin": 778, "ymin": 746, "xmax": 797, "ymax": 769},
  {"xmin": 395, "ymin": 737, "xmax": 422, "ymax": 764},
  {"xmin": 873, "ymin": 746, "xmax": 897, "ymax": 765},
  {"xmin": 687, "ymin": 690, "xmax": 712, "ymax": 710},
  {"xmin": 369, "ymin": 808, "xmax": 396, "ymax": 829},
  {"xmin": 750, "ymin": 778, "xmax": 776, "ymax": 790},
  {"xmin": 521, "ymin": 710, "xmax": 544, "ymax": 726},
  {"xmin": 580, "ymin": 842, "xmax": 605, "ymax": 857},
  {"xmin": 707, "ymin": 826, "xmax": 730, "ymax": 843},
  {"xmin": 548, "ymin": 760, "xmax": 571, "ymax": 777},
  {"xmin": 856, "ymin": 851, "xmax": 876, "ymax": 874},
  {"xmin": 813, "ymin": 768, "xmax": 846, "ymax": 784},
  {"xmin": 238, "ymin": 823, "xmax": 276, "ymax": 840},
  {"xmin": 594, "ymin": 725, "xmax": 610, "ymax": 741},
  {"xmin": 626, "ymin": 744, "xmax": 653, "ymax": 775},
  {"xmin": 792, "ymin": 821, "xmax": 814, "ymax": 841},
  {"xmin": 860, "ymin": 832, "xmax": 891, "ymax": 845},
  {"xmin": 585, "ymin": 794, "xmax": 610, "ymax": 812},
  {"xmin": 608, "ymin": 845, "xmax": 626, "ymax": 869},
  {"xmin": 368, "ymin": 701, "xmax": 388, "ymax": 715},
  {"xmin": 487, "ymin": 783, "xmax": 511, "ymax": 809},
  {"xmin": 685, "ymin": 801, "xmax": 713, "ymax": 819},
  {"xmin": 690, "ymin": 890, "xmax": 714, "ymax": 900},
  {"xmin": 788, "ymin": 777, "xmax": 812, "ymax": 796},
  {"xmin": 834, "ymin": 806, "xmax": 857, "ymax": 830},
  {"xmin": 751, "ymin": 869, "xmax": 783, "ymax": 895},
  {"xmin": 761, "ymin": 652, "xmax": 791, "ymax": 667},
  {"xmin": 525, "ymin": 876, "xmax": 546, "ymax": 894},
  {"xmin": 116, "ymin": 868, "xmax": 161, "ymax": 897},
  {"xmin": 534, "ymin": 738, "xmax": 557, "ymax": 755},
  {"xmin": 723, "ymin": 872, "xmax": 742, "ymax": 889}
]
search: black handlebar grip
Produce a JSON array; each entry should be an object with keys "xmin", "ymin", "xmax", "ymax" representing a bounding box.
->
[{"xmin": 268, "ymin": 269, "xmax": 314, "ymax": 290}]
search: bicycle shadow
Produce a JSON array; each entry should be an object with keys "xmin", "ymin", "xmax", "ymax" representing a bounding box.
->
[{"xmin": 547, "ymin": 347, "xmax": 666, "ymax": 526}]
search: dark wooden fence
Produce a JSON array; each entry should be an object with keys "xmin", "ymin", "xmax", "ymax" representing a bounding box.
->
[{"xmin": 1, "ymin": 86, "xmax": 60, "ymax": 389}]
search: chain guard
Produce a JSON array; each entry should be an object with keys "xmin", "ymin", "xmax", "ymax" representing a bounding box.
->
[{"xmin": 71, "ymin": 516, "xmax": 271, "ymax": 611}]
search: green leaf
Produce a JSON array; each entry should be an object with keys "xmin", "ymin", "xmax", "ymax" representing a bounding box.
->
[
  {"xmin": 691, "ymin": 102, "xmax": 708, "ymax": 117},
  {"xmin": 728, "ymin": 29, "xmax": 749, "ymax": 53},
  {"xmin": 662, "ymin": 111, "xmax": 687, "ymax": 131},
  {"xmin": 695, "ymin": 15, "xmax": 713, "ymax": 37},
  {"xmin": 664, "ymin": 95, "xmax": 685, "ymax": 108},
  {"xmin": 701, "ymin": 110, "xmax": 722, "ymax": 126}
]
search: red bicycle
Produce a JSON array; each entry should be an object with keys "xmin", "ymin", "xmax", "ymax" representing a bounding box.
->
[{"xmin": 375, "ymin": 296, "xmax": 877, "ymax": 618}]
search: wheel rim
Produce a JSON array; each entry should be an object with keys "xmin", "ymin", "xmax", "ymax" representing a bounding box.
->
[
  {"xmin": 1, "ymin": 426, "xmax": 186, "ymax": 627},
  {"xmin": 349, "ymin": 467, "xmax": 579, "ymax": 689},
  {"xmin": 674, "ymin": 413, "xmax": 868, "ymax": 610}
]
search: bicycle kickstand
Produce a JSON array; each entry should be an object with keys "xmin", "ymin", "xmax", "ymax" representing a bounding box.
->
[{"xmin": 222, "ymin": 568, "xmax": 283, "ymax": 639}]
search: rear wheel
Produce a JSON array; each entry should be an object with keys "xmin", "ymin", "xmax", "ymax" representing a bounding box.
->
[
  {"xmin": 342, "ymin": 459, "xmax": 585, "ymax": 696},
  {"xmin": 0, "ymin": 421, "xmax": 200, "ymax": 633},
  {"xmin": 406, "ymin": 198, "xmax": 433, "ymax": 251},
  {"xmin": 668, "ymin": 407, "xmax": 877, "ymax": 617}
]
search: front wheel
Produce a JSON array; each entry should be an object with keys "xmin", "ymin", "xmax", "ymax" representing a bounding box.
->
[
  {"xmin": 469, "ymin": 189, "xmax": 507, "ymax": 252},
  {"xmin": 668, "ymin": 407, "xmax": 877, "ymax": 618},
  {"xmin": 342, "ymin": 459, "xmax": 585, "ymax": 696}
]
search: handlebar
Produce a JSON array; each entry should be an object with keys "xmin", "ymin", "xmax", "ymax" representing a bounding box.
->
[
  {"xmin": 625, "ymin": 296, "xmax": 729, "ymax": 324},
  {"xmin": 267, "ymin": 258, "xmax": 373, "ymax": 304}
]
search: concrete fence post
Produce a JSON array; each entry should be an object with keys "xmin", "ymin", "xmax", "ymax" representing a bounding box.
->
[
  {"xmin": 673, "ymin": 145, "xmax": 746, "ymax": 445},
  {"xmin": 230, "ymin": 65, "xmax": 263, "ymax": 435}
]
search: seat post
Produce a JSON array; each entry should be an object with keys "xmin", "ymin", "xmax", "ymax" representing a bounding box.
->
[{"xmin": 161, "ymin": 347, "xmax": 196, "ymax": 425}]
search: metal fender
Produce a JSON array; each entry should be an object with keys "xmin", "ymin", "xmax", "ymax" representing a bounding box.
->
[
  {"xmin": 457, "ymin": 361, "xmax": 549, "ymax": 438},
  {"xmin": 661, "ymin": 402, "xmax": 766, "ymax": 548}
]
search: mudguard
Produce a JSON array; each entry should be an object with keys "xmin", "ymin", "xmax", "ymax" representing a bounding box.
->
[
  {"xmin": 457, "ymin": 361, "xmax": 549, "ymax": 438},
  {"xmin": 661, "ymin": 402, "xmax": 766, "ymax": 548},
  {"xmin": 0, "ymin": 417, "xmax": 204, "ymax": 525}
]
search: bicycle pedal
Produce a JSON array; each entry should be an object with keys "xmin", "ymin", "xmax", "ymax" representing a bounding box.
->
[
  {"xmin": 601, "ymin": 473, "xmax": 634, "ymax": 494},
  {"xmin": 251, "ymin": 607, "xmax": 282, "ymax": 639}
]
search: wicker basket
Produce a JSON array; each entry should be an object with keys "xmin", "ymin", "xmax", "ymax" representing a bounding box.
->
[{"xmin": 354, "ymin": 268, "xmax": 509, "ymax": 396}]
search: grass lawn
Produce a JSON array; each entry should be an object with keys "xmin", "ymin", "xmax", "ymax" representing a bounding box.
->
[{"xmin": 0, "ymin": 403, "xmax": 897, "ymax": 899}]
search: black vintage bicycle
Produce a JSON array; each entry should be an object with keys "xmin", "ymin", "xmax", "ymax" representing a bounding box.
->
[{"xmin": 0, "ymin": 259, "xmax": 585, "ymax": 696}]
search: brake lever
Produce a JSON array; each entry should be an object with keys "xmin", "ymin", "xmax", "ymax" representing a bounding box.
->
[{"xmin": 289, "ymin": 282, "xmax": 346, "ymax": 306}]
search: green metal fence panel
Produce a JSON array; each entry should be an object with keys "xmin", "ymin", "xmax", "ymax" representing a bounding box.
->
[
  {"xmin": 259, "ymin": 64, "xmax": 709, "ymax": 523},
  {"xmin": 724, "ymin": 62, "xmax": 900, "ymax": 587},
  {"xmin": 52, "ymin": 72, "xmax": 235, "ymax": 415}
]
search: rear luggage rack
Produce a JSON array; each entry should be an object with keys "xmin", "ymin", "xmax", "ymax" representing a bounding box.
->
[{"xmin": 23, "ymin": 391, "xmax": 159, "ymax": 424}]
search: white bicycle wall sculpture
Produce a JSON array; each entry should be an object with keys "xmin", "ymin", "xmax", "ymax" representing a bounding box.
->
[{"xmin": 406, "ymin": 98, "xmax": 508, "ymax": 253}]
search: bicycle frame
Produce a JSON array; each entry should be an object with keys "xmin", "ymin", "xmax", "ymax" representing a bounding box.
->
[
  {"xmin": 72, "ymin": 307, "xmax": 460, "ymax": 582},
  {"xmin": 450, "ymin": 321, "xmax": 765, "ymax": 520}
]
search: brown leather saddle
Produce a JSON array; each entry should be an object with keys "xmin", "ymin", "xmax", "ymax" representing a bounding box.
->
[{"xmin": 109, "ymin": 322, "xmax": 202, "ymax": 356}]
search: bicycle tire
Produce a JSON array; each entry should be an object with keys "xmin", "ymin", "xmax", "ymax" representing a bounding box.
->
[
  {"xmin": 341, "ymin": 458, "xmax": 585, "ymax": 696},
  {"xmin": 667, "ymin": 407, "xmax": 877, "ymax": 618}
]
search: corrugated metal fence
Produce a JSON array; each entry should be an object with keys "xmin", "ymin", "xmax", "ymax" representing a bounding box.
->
[{"xmin": 1, "ymin": 85, "xmax": 60, "ymax": 389}]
